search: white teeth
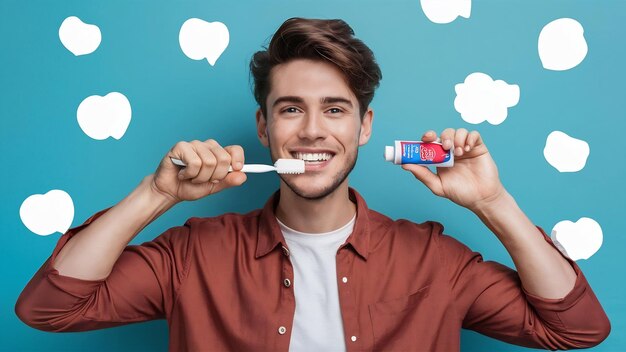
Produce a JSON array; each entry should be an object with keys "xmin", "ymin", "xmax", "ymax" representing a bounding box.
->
[{"xmin": 293, "ymin": 152, "xmax": 332, "ymax": 161}]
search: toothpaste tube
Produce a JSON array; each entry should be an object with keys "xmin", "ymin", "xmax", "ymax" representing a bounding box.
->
[{"xmin": 384, "ymin": 140, "xmax": 454, "ymax": 167}]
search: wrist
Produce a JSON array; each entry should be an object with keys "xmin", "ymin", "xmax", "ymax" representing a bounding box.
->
[
  {"xmin": 140, "ymin": 174, "xmax": 180, "ymax": 209},
  {"xmin": 471, "ymin": 190, "xmax": 527, "ymax": 245},
  {"xmin": 470, "ymin": 188, "xmax": 514, "ymax": 218}
]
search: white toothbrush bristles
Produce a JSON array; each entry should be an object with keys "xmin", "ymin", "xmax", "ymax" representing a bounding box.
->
[{"xmin": 273, "ymin": 159, "xmax": 305, "ymax": 174}]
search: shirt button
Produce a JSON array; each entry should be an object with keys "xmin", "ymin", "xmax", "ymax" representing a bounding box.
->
[
  {"xmin": 278, "ymin": 326, "xmax": 287, "ymax": 335},
  {"xmin": 351, "ymin": 336, "xmax": 357, "ymax": 342},
  {"xmin": 283, "ymin": 278, "xmax": 291, "ymax": 287},
  {"xmin": 281, "ymin": 246, "xmax": 290, "ymax": 257},
  {"xmin": 342, "ymin": 277, "xmax": 348, "ymax": 283}
]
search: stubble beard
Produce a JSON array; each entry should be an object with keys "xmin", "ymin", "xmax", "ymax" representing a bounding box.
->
[{"xmin": 269, "ymin": 140, "xmax": 358, "ymax": 201}]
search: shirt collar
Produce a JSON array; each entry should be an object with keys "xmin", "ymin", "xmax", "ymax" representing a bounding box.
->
[{"xmin": 255, "ymin": 187, "xmax": 371, "ymax": 260}]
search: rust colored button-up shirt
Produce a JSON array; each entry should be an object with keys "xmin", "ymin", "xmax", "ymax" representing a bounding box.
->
[{"xmin": 16, "ymin": 188, "xmax": 610, "ymax": 351}]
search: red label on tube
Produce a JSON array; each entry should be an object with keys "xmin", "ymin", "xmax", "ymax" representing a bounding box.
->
[{"xmin": 400, "ymin": 141, "xmax": 451, "ymax": 164}]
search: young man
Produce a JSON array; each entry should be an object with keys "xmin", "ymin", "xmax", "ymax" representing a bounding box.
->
[{"xmin": 16, "ymin": 18, "xmax": 609, "ymax": 351}]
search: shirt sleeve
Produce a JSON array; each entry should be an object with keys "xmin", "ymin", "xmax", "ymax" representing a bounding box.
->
[
  {"xmin": 433, "ymin": 222, "xmax": 611, "ymax": 350},
  {"xmin": 15, "ymin": 207, "xmax": 194, "ymax": 332}
]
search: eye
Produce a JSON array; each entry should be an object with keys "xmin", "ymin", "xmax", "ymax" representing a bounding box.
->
[
  {"xmin": 327, "ymin": 108, "xmax": 343, "ymax": 114},
  {"xmin": 282, "ymin": 107, "xmax": 300, "ymax": 114}
]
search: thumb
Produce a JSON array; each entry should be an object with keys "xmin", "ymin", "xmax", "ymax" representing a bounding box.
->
[
  {"xmin": 211, "ymin": 171, "xmax": 247, "ymax": 194},
  {"xmin": 401, "ymin": 164, "xmax": 443, "ymax": 196}
]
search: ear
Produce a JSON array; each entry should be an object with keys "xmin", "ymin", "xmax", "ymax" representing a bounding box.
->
[
  {"xmin": 256, "ymin": 108, "xmax": 269, "ymax": 147},
  {"xmin": 358, "ymin": 107, "xmax": 374, "ymax": 146}
]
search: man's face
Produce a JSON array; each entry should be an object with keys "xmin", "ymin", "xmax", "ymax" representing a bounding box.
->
[{"xmin": 256, "ymin": 59, "xmax": 373, "ymax": 200}]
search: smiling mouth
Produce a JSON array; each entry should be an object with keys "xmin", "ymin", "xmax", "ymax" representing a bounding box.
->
[
  {"xmin": 290, "ymin": 152, "xmax": 333, "ymax": 162},
  {"xmin": 289, "ymin": 152, "xmax": 335, "ymax": 169}
]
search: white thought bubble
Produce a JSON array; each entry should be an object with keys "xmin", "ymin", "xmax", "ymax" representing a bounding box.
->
[
  {"xmin": 58, "ymin": 16, "xmax": 102, "ymax": 56},
  {"xmin": 454, "ymin": 72, "xmax": 520, "ymax": 125},
  {"xmin": 543, "ymin": 131, "xmax": 590, "ymax": 172},
  {"xmin": 179, "ymin": 18, "xmax": 229, "ymax": 66},
  {"xmin": 551, "ymin": 218, "xmax": 603, "ymax": 261},
  {"xmin": 77, "ymin": 92, "xmax": 132, "ymax": 140},
  {"xmin": 538, "ymin": 18, "xmax": 588, "ymax": 71},
  {"xmin": 420, "ymin": 0, "xmax": 471, "ymax": 24},
  {"xmin": 20, "ymin": 190, "xmax": 75, "ymax": 236}
]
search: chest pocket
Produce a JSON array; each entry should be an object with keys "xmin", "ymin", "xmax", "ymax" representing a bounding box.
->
[{"xmin": 368, "ymin": 285, "xmax": 434, "ymax": 350}]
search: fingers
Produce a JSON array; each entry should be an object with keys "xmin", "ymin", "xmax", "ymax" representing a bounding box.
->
[
  {"xmin": 207, "ymin": 141, "xmax": 232, "ymax": 183},
  {"xmin": 186, "ymin": 140, "xmax": 214, "ymax": 184},
  {"xmin": 467, "ymin": 130, "xmax": 482, "ymax": 150},
  {"xmin": 172, "ymin": 141, "xmax": 203, "ymax": 180},
  {"xmin": 224, "ymin": 145, "xmax": 245, "ymax": 171},
  {"xmin": 172, "ymin": 139, "xmax": 245, "ymax": 185},
  {"xmin": 213, "ymin": 145, "xmax": 247, "ymax": 190},
  {"xmin": 453, "ymin": 128, "xmax": 469, "ymax": 157},
  {"xmin": 421, "ymin": 130, "xmax": 437, "ymax": 142},
  {"xmin": 440, "ymin": 128, "xmax": 455, "ymax": 151},
  {"xmin": 438, "ymin": 128, "xmax": 483, "ymax": 157}
]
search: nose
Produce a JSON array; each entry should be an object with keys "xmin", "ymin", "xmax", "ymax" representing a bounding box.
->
[{"xmin": 297, "ymin": 111, "xmax": 328, "ymax": 141}]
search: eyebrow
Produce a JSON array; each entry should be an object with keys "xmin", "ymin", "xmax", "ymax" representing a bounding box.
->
[
  {"xmin": 272, "ymin": 96, "xmax": 304, "ymax": 108},
  {"xmin": 272, "ymin": 96, "xmax": 353, "ymax": 108},
  {"xmin": 321, "ymin": 96, "xmax": 353, "ymax": 107}
]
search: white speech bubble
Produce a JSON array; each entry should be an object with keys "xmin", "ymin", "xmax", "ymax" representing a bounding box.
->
[
  {"xmin": 179, "ymin": 18, "xmax": 229, "ymax": 66},
  {"xmin": 77, "ymin": 92, "xmax": 132, "ymax": 140},
  {"xmin": 420, "ymin": 0, "xmax": 471, "ymax": 24},
  {"xmin": 538, "ymin": 18, "xmax": 588, "ymax": 71},
  {"xmin": 543, "ymin": 131, "xmax": 589, "ymax": 172},
  {"xmin": 551, "ymin": 218, "xmax": 602, "ymax": 261},
  {"xmin": 58, "ymin": 16, "xmax": 102, "ymax": 56},
  {"xmin": 454, "ymin": 72, "xmax": 520, "ymax": 125},
  {"xmin": 20, "ymin": 190, "xmax": 75, "ymax": 236}
]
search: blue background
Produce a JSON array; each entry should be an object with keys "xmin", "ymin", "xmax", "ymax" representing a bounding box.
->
[{"xmin": 2, "ymin": 0, "xmax": 624, "ymax": 350}]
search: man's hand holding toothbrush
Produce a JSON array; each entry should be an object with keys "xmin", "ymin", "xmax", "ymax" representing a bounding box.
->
[
  {"xmin": 151, "ymin": 139, "xmax": 305, "ymax": 205},
  {"xmin": 150, "ymin": 139, "xmax": 248, "ymax": 204}
]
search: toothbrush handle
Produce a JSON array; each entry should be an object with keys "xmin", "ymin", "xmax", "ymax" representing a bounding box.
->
[
  {"xmin": 234, "ymin": 164, "xmax": 275, "ymax": 173},
  {"xmin": 171, "ymin": 157, "xmax": 275, "ymax": 173}
]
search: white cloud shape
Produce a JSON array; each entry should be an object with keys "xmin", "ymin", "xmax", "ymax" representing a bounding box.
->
[
  {"xmin": 420, "ymin": 0, "xmax": 471, "ymax": 24},
  {"xmin": 77, "ymin": 92, "xmax": 132, "ymax": 140},
  {"xmin": 454, "ymin": 72, "xmax": 520, "ymax": 125},
  {"xmin": 58, "ymin": 16, "xmax": 102, "ymax": 56},
  {"xmin": 20, "ymin": 190, "xmax": 74, "ymax": 236},
  {"xmin": 179, "ymin": 18, "xmax": 229, "ymax": 66},
  {"xmin": 543, "ymin": 131, "xmax": 590, "ymax": 172},
  {"xmin": 538, "ymin": 18, "xmax": 588, "ymax": 71},
  {"xmin": 551, "ymin": 217, "xmax": 602, "ymax": 261}
]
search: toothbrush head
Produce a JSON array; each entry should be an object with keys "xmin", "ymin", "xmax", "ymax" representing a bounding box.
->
[{"xmin": 274, "ymin": 159, "xmax": 305, "ymax": 174}]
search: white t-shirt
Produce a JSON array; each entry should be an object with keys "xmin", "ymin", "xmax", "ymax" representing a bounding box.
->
[{"xmin": 277, "ymin": 214, "xmax": 356, "ymax": 352}]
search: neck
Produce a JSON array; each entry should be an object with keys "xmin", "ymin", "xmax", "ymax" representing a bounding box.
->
[{"xmin": 275, "ymin": 180, "xmax": 356, "ymax": 234}]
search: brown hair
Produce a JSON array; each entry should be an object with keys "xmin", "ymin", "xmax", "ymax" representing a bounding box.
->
[{"xmin": 250, "ymin": 17, "xmax": 382, "ymax": 119}]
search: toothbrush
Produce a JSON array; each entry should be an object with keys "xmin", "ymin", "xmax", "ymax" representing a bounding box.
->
[{"xmin": 169, "ymin": 157, "xmax": 305, "ymax": 174}]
